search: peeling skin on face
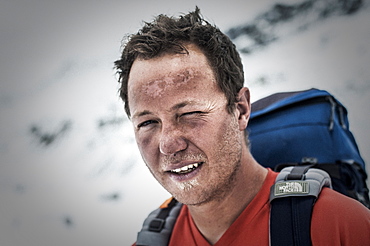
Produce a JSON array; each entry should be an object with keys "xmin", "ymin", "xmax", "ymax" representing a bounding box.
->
[
  {"xmin": 128, "ymin": 44, "xmax": 218, "ymax": 112},
  {"xmin": 177, "ymin": 179, "xmax": 200, "ymax": 192},
  {"xmin": 142, "ymin": 68, "xmax": 197, "ymax": 98}
]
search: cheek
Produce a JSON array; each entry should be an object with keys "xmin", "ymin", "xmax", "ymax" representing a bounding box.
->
[
  {"xmin": 214, "ymin": 117, "xmax": 241, "ymax": 154},
  {"xmin": 135, "ymin": 133, "xmax": 157, "ymax": 164},
  {"xmin": 189, "ymin": 123, "xmax": 222, "ymax": 153}
]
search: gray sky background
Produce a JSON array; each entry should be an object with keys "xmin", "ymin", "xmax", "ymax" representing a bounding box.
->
[{"xmin": 1, "ymin": 0, "xmax": 369, "ymax": 245}]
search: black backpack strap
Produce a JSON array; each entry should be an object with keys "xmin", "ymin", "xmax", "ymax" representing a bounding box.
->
[
  {"xmin": 269, "ymin": 166, "xmax": 332, "ymax": 246},
  {"xmin": 136, "ymin": 198, "xmax": 183, "ymax": 246}
]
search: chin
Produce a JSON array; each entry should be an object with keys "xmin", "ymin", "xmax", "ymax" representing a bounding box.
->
[
  {"xmin": 166, "ymin": 181, "xmax": 208, "ymax": 205},
  {"xmin": 174, "ymin": 196, "xmax": 205, "ymax": 206}
]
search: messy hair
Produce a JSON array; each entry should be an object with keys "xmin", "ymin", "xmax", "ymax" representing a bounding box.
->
[{"xmin": 114, "ymin": 7, "xmax": 244, "ymax": 117}]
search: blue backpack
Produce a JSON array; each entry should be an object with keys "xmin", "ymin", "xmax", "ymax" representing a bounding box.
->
[
  {"xmin": 135, "ymin": 88, "xmax": 369, "ymax": 246},
  {"xmin": 247, "ymin": 88, "xmax": 369, "ymax": 207}
]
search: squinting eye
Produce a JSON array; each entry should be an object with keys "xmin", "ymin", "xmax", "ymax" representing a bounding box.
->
[
  {"xmin": 138, "ymin": 120, "xmax": 157, "ymax": 128},
  {"xmin": 182, "ymin": 111, "xmax": 203, "ymax": 117}
]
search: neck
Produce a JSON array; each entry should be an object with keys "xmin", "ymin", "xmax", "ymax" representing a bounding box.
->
[{"xmin": 187, "ymin": 156, "xmax": 268, "ymax": 245}]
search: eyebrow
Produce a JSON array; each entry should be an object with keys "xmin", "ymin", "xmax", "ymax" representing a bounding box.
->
[
  {"xmin": 132, "ymin": 101, "xmax": 201, "ymax": 119},
  {"xmin": 170, "ymin": 101, "xmax": 191, "ymax": 111},
  {"xmin": 132, "ymin": 110, "xmax": 152, "ymax": 119}
]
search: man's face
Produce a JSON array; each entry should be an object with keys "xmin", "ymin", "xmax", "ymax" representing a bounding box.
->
[{"xmin": 127, "ymin": 44, "xmax": 245, "ymax": 205}]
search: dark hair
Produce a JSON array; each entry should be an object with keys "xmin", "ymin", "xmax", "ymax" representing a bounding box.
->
[{"xmin": 114, "ymin": 7, "xmax": 244, "ymax": 117}]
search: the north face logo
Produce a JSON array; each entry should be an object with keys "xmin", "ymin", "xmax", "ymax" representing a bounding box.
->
[
  {"xmin": 275, "ymin": 181, "xmax": 309, "ymax": 196},
  {"xmin": 279, "ymin": 182, "xmax": 303, "ymax": 193}
]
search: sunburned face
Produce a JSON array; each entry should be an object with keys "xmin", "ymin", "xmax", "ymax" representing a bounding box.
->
[{"xmin": 127, "ymin": 44, "xmax": 246, "ymax": 205}]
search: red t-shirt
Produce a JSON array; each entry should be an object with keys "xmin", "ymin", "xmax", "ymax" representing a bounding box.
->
[{"xmin": 135, "ymin": 169, "xmax": 370, "ymax": 245}]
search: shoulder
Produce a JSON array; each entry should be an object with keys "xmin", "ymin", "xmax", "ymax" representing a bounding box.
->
[
  {"xmin": 311, "ymin": 187, "xmax": 370, "ymax": 245},
  {"xmin": 314, "ymin": 187, "xmax": 369, "ymax": 218}
]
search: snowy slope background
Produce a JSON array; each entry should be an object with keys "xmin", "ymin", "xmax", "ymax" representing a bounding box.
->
[{"xmin": 0, "ymin": 0, "xmax": 369, "ymax": 245}]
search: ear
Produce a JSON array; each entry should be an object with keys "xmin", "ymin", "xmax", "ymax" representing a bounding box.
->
[{"xmin": 236, "ymin": 87, "xmax": 251, "ymax": 131}]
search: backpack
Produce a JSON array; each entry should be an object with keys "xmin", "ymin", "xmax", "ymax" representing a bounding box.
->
[
  {"xmin": 247, "ymin": 88, "xmax": 369, "ymax": 208},
  {"xmin": 135, "ymin": 88, "xmax": 369, "ymax": 245}
]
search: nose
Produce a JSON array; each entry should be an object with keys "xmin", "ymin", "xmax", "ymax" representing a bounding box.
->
[{"xmin": 159, "ymin": 126, "xmax": 188, "ymax": 156}]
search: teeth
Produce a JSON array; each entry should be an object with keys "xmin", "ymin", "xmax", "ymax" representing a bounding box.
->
[
  {"xmin": 171, "ymin": 163, "xmax": 200, "ymax": 174},
  {"xmin": 181, "ymin": 166, "xmax": 189, "ymax": 171}
]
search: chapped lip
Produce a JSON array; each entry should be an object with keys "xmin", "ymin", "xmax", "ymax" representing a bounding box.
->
[{"xmin": 164, "ymin": 161, "xmax": 204, "ymax": 172}]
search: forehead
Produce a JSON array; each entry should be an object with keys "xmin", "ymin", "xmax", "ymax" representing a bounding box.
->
[
  {"xmin": 127, "ymin": 44, "xmax": 221, "ymax": 110},
  {"xmin": 128, "ymin": 45, "xmax": 215, "ymax": 87}
]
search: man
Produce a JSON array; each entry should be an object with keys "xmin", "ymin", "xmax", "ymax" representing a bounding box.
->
[{"xmin": 115, "ymin": 7, "xmax": 370, "ymax": 245}]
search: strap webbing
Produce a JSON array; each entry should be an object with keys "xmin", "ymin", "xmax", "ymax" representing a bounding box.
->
[
  {"xmin": 286, "ymin": 165, "xmax": 314, "ymax": 180},
  {"xmin": 270, "ymin": 196, "xmax": 315, "ymax": 246},
  {"xmin": 270, "ymin": 166, "xmax": 332, "ymax": 246}
]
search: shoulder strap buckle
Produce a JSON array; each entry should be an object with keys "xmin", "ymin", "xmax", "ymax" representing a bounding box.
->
[{"xmin": 149, "ymin": 218, "xmax": 166, "ymax": 232}]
